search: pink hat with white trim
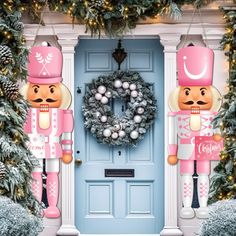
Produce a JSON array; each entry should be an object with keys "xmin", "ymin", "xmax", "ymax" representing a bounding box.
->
[
  {"xmin": 177, "ymin": 46, "xmax": 214, "ymax": 86},
  {"xmin": 27, "ymin": 43, "xmax": 62, "ymax": 84}
]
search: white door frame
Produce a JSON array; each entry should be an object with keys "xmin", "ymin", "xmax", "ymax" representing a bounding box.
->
[{"xmin": 23, "ymin": 22, "xmax": 224, "ymax": 236}]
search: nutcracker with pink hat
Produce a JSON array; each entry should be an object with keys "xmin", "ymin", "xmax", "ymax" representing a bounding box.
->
[
  {"xmin": 168, "ymin": 46, "xmax": 223, "ymax": 219},
  {"xmin": 20, "ymin": 42, "xmax": 74, "ymax": 218}
]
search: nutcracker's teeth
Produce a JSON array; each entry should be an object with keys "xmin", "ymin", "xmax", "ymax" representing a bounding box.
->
[{"xmin": 40, "ymin": 104, "xmax": 49, "ymax": 112}]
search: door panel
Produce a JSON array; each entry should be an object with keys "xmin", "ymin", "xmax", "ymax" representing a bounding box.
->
[{"xmin": 75, "ymin": 39, "xmax": 164, "ymax": 234}]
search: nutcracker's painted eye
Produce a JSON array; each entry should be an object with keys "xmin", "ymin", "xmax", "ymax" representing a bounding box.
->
[
  {"xmin": 49, "ymin": 85, "xmax": 55, "ymax": 93},
  {"xmin": 200, "ymin": 88, "xmax": 206, "ymax": 96},
  {"xmin": 33, "ymin": 85, "xmax": 39, "ymax": 93},
  {"xmin": 184, "ymin": 88, "xmax": 190, "ymax": 96}
]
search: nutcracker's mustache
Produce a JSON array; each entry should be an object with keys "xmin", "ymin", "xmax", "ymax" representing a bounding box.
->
[
  {"xmin": 31, "ymin": 98, "xmax": 43, "ymax": 103},
  {"xmin": 183, "ymin": 100, "xmax": 207, "ymax": 105},
  {"xmin": 31, "ymin": 98, "xmax": 57, "ymax": 103},
  {"xmin": 197, "ymin": 101, "xmax": 208, "ymax": 105},
  {"xmin": 183, "ymin": 101, "xmax": 194, "ymax": 105}
]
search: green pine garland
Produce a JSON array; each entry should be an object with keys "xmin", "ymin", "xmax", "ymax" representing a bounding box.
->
[
  {"xmin": 83, "ymin": 71, "xmax": 156, "ymax": 146},
  {"xmin": 0, "ymin": 0, "xmax": 227, "ymax": 37},
  {"xmin": 208, "ymin": 8, "xmax": 236, "ymax": 203}
]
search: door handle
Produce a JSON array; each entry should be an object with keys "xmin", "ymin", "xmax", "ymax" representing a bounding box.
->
[{"xmin": 75, "ymin": 158, "xmax": 82, "ymax": 165}]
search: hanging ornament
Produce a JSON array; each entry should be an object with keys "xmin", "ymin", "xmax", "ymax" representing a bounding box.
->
[
  {"xmin": 114, "ymin": 124, "xmax": 120, "ymax": 131},
  {"xmin": 129, "ymin": 83, "xmax": 137, "ymax": 90},
  {"xmin": 0, "ymin": 45, "xmax": 13, "ymax": 65},
  {"xmin": 100, "ymin": 115, "xmax": 107, "ymax": 123},
  {"xmin": 130, "ymin": 130, "xmax": 139, "ymax": 139},
  {"xmin": 114, "ymin": 79, "xmax": 122, "ymax": 88},
  {"xmin": 101, "ymin": 96, "xmax": 109, "ymax": 104},
  {"xmin": 105, "ymin": 91, "xmax": 112, "ymax": 98},
  {"xmin": 119, "ymin": 130, "xmax": 126, "ymax": 138},
  {"xmin": 103, "ymin": 128, "xmax": 111, "ymax": 137},
  {"xmin": 137, "ymin": 107, "xmax": 144, "ymax": 114},
  {"xmin": 0, "ymin": 121, "xmax": 4, "ymax": 129},
  {"xmin": 134, "ymin": 115, "xmax": 142, "ymax": 123},
  {"xmin": 95, "ymin": 93, "xmax": 102, "ymax": 100},
  {"xmin": 98, "ymin": 85, "xmax": 106, "ymax": 94},
  {"xmin": 131, "ymin": 90, "xmax": 138, "ymax": 98},
  {"xmin": 122, "ymin": 82, "xmax": 129, "ymax": 89},
  {"xmin": 111, "ymin": 132, "xmax": 118, "ymax": 139},
  {"xmin": 0, "ymin": 162, "xmax": 6, "ymax": 180},
  {"xmin": 0, "ymin": 78, "xmax": 19, "ymax": 100},
  {"xmin": 95, "ymin": 111, "xmax": 101, "ymax": 118}
]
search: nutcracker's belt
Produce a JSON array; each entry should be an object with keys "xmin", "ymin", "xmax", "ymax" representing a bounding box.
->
[
  {"xmin": 180, "ymin": 137, "xmax": 195, "ymax": 145},
  {"xmin": 44, "ymin": 136, "xmax": 60, "ymax": 143}
]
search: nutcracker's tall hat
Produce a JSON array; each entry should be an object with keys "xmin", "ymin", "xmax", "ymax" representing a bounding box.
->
[
  {"xmin": 177, "ymin": 46, "xmax": 214, "ymax": 86},
  {"xmin": 168, "ymin": 46, "xmax": 222, "ymax": 112},
  {"xmin": 20, "ymin": 42, "xmax": 71, "ymax": 109},
  {"xmin": 27, "ymin": 43, "xmax": 63, "ymax": 84}
]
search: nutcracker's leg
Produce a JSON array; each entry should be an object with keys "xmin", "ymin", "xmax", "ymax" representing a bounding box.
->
[
  {"xmin": 196, "ymin": 160, "xmax": 210, "ymax": 219},
  {"xmin": 180, "ymin": 160, "xmax": 195, "ymax": 218},
  {"xmin": 44, "ymin": 159, "xmax": 60, "ymax": 218},
  {"xmin": 31, "ymin": 159, "xmax": 43, "ymax": 203}
]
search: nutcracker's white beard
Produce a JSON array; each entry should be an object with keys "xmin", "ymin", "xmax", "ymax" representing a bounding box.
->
[
  {"xmin": 189, "ymin": 114, "xmax": 201, "ymax": 131},
  {"xmin": 39, "ymin": 104, "xmax": 50, "ymax": 129}
]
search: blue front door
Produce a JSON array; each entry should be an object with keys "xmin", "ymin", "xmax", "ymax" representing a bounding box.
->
[{"xmin": 74, "ymin": 39, "xmax": 164, "ymax": 234}]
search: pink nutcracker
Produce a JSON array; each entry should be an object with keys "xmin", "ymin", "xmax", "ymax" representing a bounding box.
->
[
  {"xmin": 168, "ymin": 46, "xmax": 223, "ymax": 219},
  {"xmin": 20, "ymin": 42, "xmax": 73, "ymax": 218}
]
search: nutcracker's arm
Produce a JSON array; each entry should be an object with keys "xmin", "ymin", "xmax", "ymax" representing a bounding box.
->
[
  {"xmin": 211, "ymin": 112, "xmax": 222, "ymax": 142},
  {"xmin": 167, "ymin": 112, "xmax": 178, "ymax": 164},
  {"xmin": 61, "ymin": 110, "xmax": 74, "ymax": 163}
]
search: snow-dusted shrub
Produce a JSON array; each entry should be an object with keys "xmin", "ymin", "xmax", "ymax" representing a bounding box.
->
[
  {"xmin": 0, "ymin": 196, "xmax": 43, "ymax": 236},
  {"xmin": 199, "ymin": 200, "xmax": 236, "ymax": 236}
]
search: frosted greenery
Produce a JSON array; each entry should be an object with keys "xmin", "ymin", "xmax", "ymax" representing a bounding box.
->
[
  {"xmin": 83, "ymin": 71, "xmax": 157, "ymax": 146},
  {"xmin": 0, "ymin": 5, "xmax": 43, "ymax": 236},
  {"xmin": 199, "ymin": 200, "xmax": 236, "ymax": 236},
  {"xmin": 0, "ymin": 196, "xmax": 43, "ymax": 236}
]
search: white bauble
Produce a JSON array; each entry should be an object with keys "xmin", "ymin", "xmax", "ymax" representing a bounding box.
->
[
  {"xmin": 96, "ymin": 111, "xmax": 101, "ymax": 118},
  {"xmin": 122, "ymin": 82, "xmax": 129, "ymax": 89},
  {"xmin": 41, "ymin": 41, "xmax": 48, "ymax": 46},
  {"xmin": 101, "ymin": 96, "xmax": 109, "ymax": 104},
  {"xmin": 114, "ymin": 124, "xmax": 120, "ymax": 131},
  {"xmin": 100, "ymin": 115, "xmax": 107, "ymax": 123},
  {"xmin": 130, "ymin": 130, "xmax": 139, "ymax": 139},
  {"xmin": 119, "ymin": 130, "xmax": 126, "ymax": 138},
  {"xmin": 95, "ymin": 93, "xmax": 102, "ymax": 100},
  {"xmin": 130, "ymin": 83, "xmax": 137, "ymax": 90},
  {"xmin": 98, "ymin": 85, "xmax": 106, "ymax": 94},
  {"xmin": 105, "ymin": 91, "xmax": 112, "ymax": 98},
  {"xmin": 111, "ymin": 132, "xmax": 118, "ymax": 139},
  {"xmin": 103, "ymin": 129, "xmax": 111, "ymax": 137},
  {"xmin": 134, "ymin": 115, "xmax": 142, "ymax": 123},
  {"xmin": 137, "ymin": 107, "xmax": 145, "ymax": 114},
  {"xmin": 114, "ymin": 80, "xmax": 122, "ymax": 88},
  {"xmin": 131, "ymin": 90, "xmax": 138, "ymax": 98}
]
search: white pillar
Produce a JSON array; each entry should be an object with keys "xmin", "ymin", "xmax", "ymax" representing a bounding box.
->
[
  {"xmin": 159, "ymin": 34, "xmax": 183, "ymax": 236},
  {"xmin": 57, "ymin": 35, "xmax": 80, "ymax": 236}
]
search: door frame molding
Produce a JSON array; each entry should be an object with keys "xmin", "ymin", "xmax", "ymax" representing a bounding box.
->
[{"xmin": 24, "ymin": 23, "xmax": 224, "ymax": 236}]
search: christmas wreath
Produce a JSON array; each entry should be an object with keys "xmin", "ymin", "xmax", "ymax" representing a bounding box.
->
[{"xmin": 83, "ymin": 71, "xmax": 157, "ymax": 146}]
